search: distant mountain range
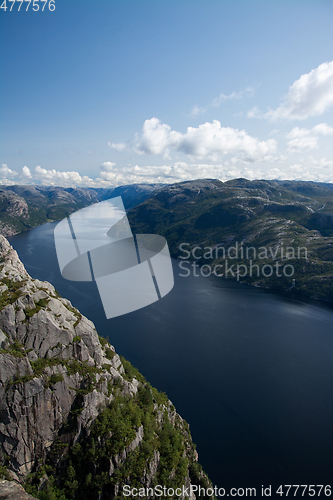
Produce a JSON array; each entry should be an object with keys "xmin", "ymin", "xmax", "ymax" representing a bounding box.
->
[
  {"xmin": 0, "ymin": 184, "xmax": 162, "ymax": 237},
  {"xmin": 1, "ymin": 178, "xmax": 332, "ymax": 303},
  {"xmin": 127, "ymin": 178, "xmax": 333, "ymax": 303}
]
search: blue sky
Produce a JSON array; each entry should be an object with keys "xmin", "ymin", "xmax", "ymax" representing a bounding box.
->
[{"xmin": 1, "ymin": 0, "xmax": 333, "ymax": 187}]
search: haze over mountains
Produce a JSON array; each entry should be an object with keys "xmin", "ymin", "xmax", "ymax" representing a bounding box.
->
[
  {"xmin": 0, "ymin": 184, "xmax": 161, "ymax": 237},
  {"xmin": 1, "ymin": 178, "xmax": 333, "ymax": 303}
]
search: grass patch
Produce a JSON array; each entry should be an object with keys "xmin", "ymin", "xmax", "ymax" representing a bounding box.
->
[
  {"xmin": 0, "ymin": 278, "xmax": 23, "ymax": 311},
  {"xmin": 105, "ymin": 348, "xmax": 114, "ymax": 360},
  {"xmin": 119, "ymin": 356, "xmax": 146, "ymax": 384},
  {"xmin": 45, "ymin": 374, "xmax": 64, "ymax": 389},
  {"xmin": 0, "ymin": 464, "xmax": 12, "ymax": 481},
  {"xmin": 98, "ymin": 335, "xmax": 108, "ymax": 348},
  {"xmin": 25, "ymin": 298, "xmax": 50, "ymax": 319},
  {"xmin": 0, "ymin": 340, "xmax": 26, "ymax": 358}
]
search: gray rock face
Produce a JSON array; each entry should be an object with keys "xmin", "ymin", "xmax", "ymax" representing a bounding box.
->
[
  {"xmin": 0, "ymin": 235, "xmax": 213, "ymax": 499},
  {"xmin": 0, "ymin": 480, "xmax": 37, "ymax": 500},
  {"xmin": 0, "ymin": 235, "xmax": 130, "ymax": 478}
]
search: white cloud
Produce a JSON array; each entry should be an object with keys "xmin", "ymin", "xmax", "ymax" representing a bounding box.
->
[
  {"xmin": 190, "ymin": 105, "xmax": 206, "ymax": 116},
  {"xmin": 34, "ymin": 166, "xmax": 95, "ymax": 187},
  {"xmin": 212, "ymin": 86, "xmax": 256, "ymax": 107},
  {"xmin": 190, "ymin": 85, "xmax": 256, "ymax": 116},
  {"xmin": 97, "ymin": 161, "xmax": 193, "ymax": 185},
  {"xmin": 247, "ymin": 106, "xmax": 261, "ymax": 119},
  {"xmin": 108, "ymin": 141, "xmax": 127, "ymax": 152},
  {"xmin": 262, "ymin": 161, "xmax": 333, "ymax": 183},
  {"xmin": 312, "ymin": 123, "xmax": 333, "ymax": 135},
  {"xmin": 286, "ymin": 128, "xmax": 318, "ymax": 151},
  {"xmin": 178, "ymin": 121, "xmax": 276, "ymax": 160},
  {"xmin": 135, "ymin": 118, "xmax": 277, "ymax": 161},
  {"xmin": 99, "ymin": 161, "xmax": 275, "ymax": 185},
  {"xmin": 135, "ymin": 118, "xmax": 182, "ymax": 157},
  {"xmin": 98, "ymin": 162, "xmax": 176, "ymax": 185},
  {"xmin": 99, "ymin": 162, "xmax": 117, "ymax": 182},
  {"xmin": 0, "ymin": 164, "xmax": 18, "ymax": 179},
  {"xmin": 262, "ymin": 61, "xmax": 333, "ymax": 121},
  {"xmin": 102, "ymin": 159, "xmax": 332, "ymax": 185},
  {"xmin": 0, "ymin": 178, "xmax": 18, "ymax": 186},
  {"xmin": 286, "ymin": 123, "xmax": 333, "ymax": 151},
  {"xmin": 0, "ymin": 156, "xmax": 332, "ymax": 188},
  {"xmin": 22, "ymin": 166, "xmax": 32, "ymax": 178}
]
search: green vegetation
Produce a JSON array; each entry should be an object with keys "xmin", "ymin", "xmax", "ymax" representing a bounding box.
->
[
  {"xmin": 119, "ymin": 356, "xmax": 146, "ymax": 383},
  {"xmin": 105, "ymin": 347, "xmax": 114, "ymax": 360},
  {"xmin": 0, "ymin": 340, "xmax": 26, "ymax": 358},
  {"xmin": 0, "ymin": 464, "xmax": 12, "ymax": 481},
  {"xmin": 150, "ymin": 385, "xmax": 169, "ymax": 407},
  {"xmin": 65, "ymin": 359, "xmax": 102, "ymax": 378},
  {"xmin": 31, "ymin": 357, "xmax": 64, "ymax": 377},
  {"xmin": 10, "ymin": 374, "xmax": 35, "ymax": 386},
  {"xmin": 14, "ymin": 332, "xmax": 212, "ymax": 499},
  {"xmin": 1, "ymin": 337, "xmax": 214, "ymax": 499},
  {"xmin": 0, "ymin": 223, "xmax": 216, "ymax": 499},
  {"xmin": 98, "ymin": 334, "xmax": 108, "ymax": 347},
  {"xmin": 7, "ymin": 354, "xmax": 104, "ymax": 390},
  {"xmin": 44, "ymin": 374, "xmax": 64, "ymax": 389},
  {"xmin": 23, "ymin": 384, "xmax": 206, "ymax": 500},
  {"xmin": 25, "ymin": 298, "xmax": 50, "ymax": 319},
  {"xmin": 0, "ymin": 185, "xmax": 156, "ymax": 239},
  {"xmin": 0, "ymin": 278, "xmax": 24, "ymax": 310}
]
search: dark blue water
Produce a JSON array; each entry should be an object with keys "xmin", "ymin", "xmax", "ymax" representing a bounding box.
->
[{"xmin": 9, "ymin": 223, "xmax": 333, "ymax": 495}]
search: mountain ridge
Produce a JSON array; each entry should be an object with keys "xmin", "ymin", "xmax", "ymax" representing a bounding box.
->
[
  {"xmin": 0, "ymin": 184, "xmax": 162, "ymax": 238},
  {"xmin": 127, "ymin": 178, "xmax": 333, "ymax": 303},
  {"xmin": 1, "ymin": 178, "xmax": 333, "ymax": 302}
]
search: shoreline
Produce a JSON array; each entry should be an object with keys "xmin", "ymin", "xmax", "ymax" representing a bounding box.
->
[{"xmin": 176, "ymin": 258, "xmax": 333, "ymax": 311}]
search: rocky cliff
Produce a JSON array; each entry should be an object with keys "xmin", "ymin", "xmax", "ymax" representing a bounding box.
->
[{"xmin": 0, "ymin": 236, "xmax": 213, "ymax": 499}]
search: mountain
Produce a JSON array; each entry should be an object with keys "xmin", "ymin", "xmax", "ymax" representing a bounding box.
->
[
  {"xmin": 1, "ymin": 178, "xmax": 333, "ymax": 302},
  {"xmin": 0, "ymin": 236, "xmax": 213, "ymax": 499},
  {"xmin": 128, "ymin": 178, "xmax": 333, "ymax": 303},
  {"xmin": 0, "ymin": 184, "xmax": 162, "ymax": 238}
]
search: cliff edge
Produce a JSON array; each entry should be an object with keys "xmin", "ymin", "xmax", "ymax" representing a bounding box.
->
[{"xmin": 0, "ymin": 235, "xmax": 213, "ymax": 499}]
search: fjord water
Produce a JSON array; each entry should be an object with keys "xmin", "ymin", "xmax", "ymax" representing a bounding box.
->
[{"xmin": 9, "ymin": 223, "xmax": 333, "ymax": 493}]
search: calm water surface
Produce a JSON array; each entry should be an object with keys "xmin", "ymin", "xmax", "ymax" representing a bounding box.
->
[{"xmin": 9, "ymin": 223, "xmax": 333, "ymax": 495}]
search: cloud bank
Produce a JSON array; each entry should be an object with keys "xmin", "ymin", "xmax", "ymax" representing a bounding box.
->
[
  {"xmin": 135, "ymin": 118, "xmax": 277, "ymax": 161},
  {"xmin": 0, "ymin": 165, "xmax": 97, "ymax": 188},
  {"xmin": 0, "ymin": 157, "xmax": 332, "ymax": 189}
]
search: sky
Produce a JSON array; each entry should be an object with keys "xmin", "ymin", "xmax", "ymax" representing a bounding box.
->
[{"xmin": 1, "ymin": 0, "xmax": 333, "ymax": 188}]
